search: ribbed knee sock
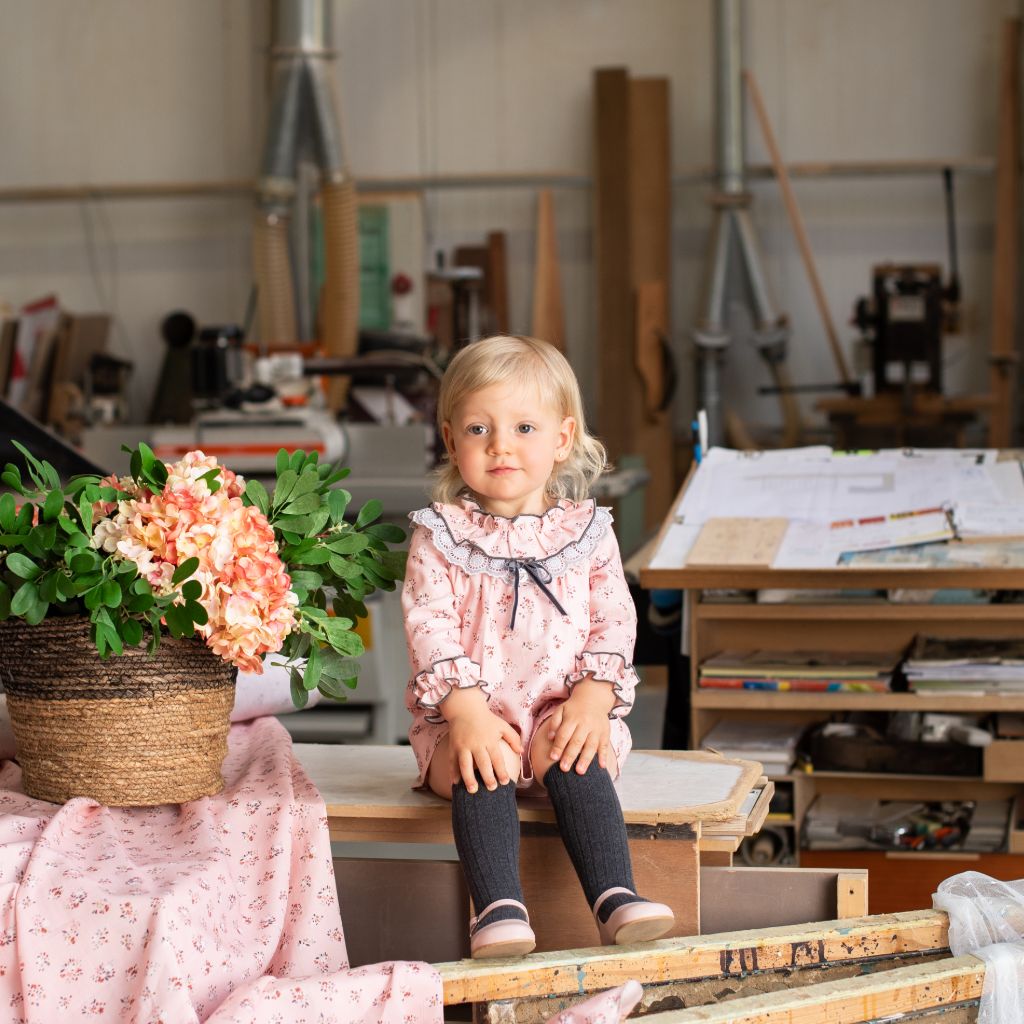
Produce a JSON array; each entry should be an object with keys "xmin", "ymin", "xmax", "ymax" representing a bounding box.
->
[
  {"xmin": 543, "ymin": 760, "xmax": 644, "ymax": 922},
  {"xmin": 451, "ymin": 775, "xmax": 527, "ymax": 929}
]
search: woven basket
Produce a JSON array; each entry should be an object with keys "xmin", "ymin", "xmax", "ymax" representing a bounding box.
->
[{"xmin": 0, "ymin": 616, "xmax": 235, "ymax": 806}]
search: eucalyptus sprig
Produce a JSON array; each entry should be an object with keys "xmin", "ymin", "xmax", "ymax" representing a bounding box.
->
[
  {"xmin": 0, "ymin": 442, "xmax": 407, "ymax": 708},
  {"xmin": 242, "ymin": 448, "xmax": 407, "ymax": 707}
]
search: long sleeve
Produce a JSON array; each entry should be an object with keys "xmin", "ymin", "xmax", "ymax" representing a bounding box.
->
[
  {"xmin": 402, "ymin": 525, "xmax": 491, "ymax": 721},
  {"xmin": 567, "ymin": 526, "xmax": 641, "ymax": 717}
]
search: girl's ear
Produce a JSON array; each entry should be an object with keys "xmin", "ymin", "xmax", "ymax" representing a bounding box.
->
[
  {"xmin": 441, "ymin": 422, "xmax": 457, "ymax": 463},
  {"xmin": 555, "ymin": 416, "xmax": 576, "ymax": 462}
]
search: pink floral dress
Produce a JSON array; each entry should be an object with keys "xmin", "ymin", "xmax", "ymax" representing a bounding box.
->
[{"xmin": 402, "ymin": 497, "xmax": 640, "ymax": 787}]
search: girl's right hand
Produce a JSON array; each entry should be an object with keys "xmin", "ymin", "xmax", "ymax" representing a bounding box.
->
[{"xmin": 443, "ymin": 688, "xmax": 522, "ymax": 793}]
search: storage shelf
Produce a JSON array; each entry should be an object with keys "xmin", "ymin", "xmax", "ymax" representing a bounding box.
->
[
  {"xmin": 695, "ymin": 603, "xmax": 1024, "ymax": 622},
  {"xmin": 693, "ymin": 691, "xmax": 1024, "ymax": 712}
]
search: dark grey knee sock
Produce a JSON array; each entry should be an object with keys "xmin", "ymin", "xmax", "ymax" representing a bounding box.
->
[
  {"xmin": 451, "ymin": 775, "xmax": 527, "ymax": 929},
  {"xmin": 543, "ymin": 759, "xmax": 645, "ymax": 923}
]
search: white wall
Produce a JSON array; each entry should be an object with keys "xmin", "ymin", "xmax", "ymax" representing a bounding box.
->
[{"xmin": 0, "ymin": 0, "xmax": 1018, "ymax": 436}]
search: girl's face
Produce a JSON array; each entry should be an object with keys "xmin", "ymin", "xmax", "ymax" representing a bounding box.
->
[{"xmin": 442, "ymin": 381, "xmax": 575, "ymax": 517}]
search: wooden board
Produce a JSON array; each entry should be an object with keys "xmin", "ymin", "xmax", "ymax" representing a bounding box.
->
[
  {"xmin": 685, "ymin": 517, "xmax": 789, "ymax": 568},
  {"xmin": 530, "ymin": 189, "xmax": 564, "ymax": 349},
  {"xmin": 640, "ymin": 954, "xmax": 983, "ymax": 1023},
  {"xmin": 438, "ymin": 908, "xmax": 950, "ymax": 1007},
  {"xmin": 988, "ymin": 17, "xmax": 1021, "ymax": 447},
  {"xmin": 295, "ymin": 746, "xmax": 764, "ymax": 835}
]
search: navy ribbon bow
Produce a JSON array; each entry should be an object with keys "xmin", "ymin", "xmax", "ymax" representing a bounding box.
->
[{"xmin": 507, "ymin": 558, "xmax": 568, "ymax": 630}]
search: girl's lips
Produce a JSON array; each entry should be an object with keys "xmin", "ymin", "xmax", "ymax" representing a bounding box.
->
[{"xmin": 488, "ymin": 467, "xmax": 517, "ymax": 475}]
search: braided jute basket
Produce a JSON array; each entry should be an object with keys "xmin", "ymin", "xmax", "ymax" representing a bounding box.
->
[{"xmin": 0, "ymin": 616, "xmax": 235, "ymax": 806}]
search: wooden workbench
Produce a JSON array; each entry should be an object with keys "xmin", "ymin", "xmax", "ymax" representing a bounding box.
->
[{"xmin": 295, "ymin": 744, "xmax": 771, "ymax": 951}]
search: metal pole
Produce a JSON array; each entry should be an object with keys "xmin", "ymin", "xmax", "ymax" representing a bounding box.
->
[{"xmin": 714, "ymin": 0, "xmax": 746, "ymax": 195}]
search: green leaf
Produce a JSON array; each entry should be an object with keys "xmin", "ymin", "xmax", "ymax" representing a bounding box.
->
[
  {"xmin": 288, "ymin": 450, "xmax": 304, "ymax": 472},
  {"xmin": 282, "ymin": 492, "xmax": 321, "ymax": 516},
  {"xmin": 171, "ymin": 556, "xmax": 200, "ymax": 586},
  {"xmin": 244, "ymin": 479, "xmax": 270, "ymax": 515},
  {"xmin": 97, "ymin": 620, "xmax": 123, "ymax": 656},
  {"xmin": 199, "ymin": 467, "xmax": 221, "ymax": 490},
  {"xmin": 365, "ymin": 522, "xmax": 406, "ymax": 544},
  {"xmin": 327, "ymin": 488, "xmax": 351, "ymax": 524},
  {"xmin": 36, "ymin": 523, "xmax": 56, "ymax": 549},
  {"xmin": 288, "ymin": 569, "xmax": 323, "ymax": 592},
  {"xmin": 38, "ymin": 571, "xmax": 59, "ymax": 604},
  {"xmin": 276, "ymin": 448, "xmax": 291, "ymax": 477},
  {"xmin": 327, "ymin": 532, "xmax": 369, "ymax": 555},
  {"xmin": 69, "ymin": 551, "xmax": 99, "ymax": 573},
  {"xmin": 327, "ymin": 555, "xmax": 363, "ymax": 581},
  {"xmin": 10, "ymin": 582, "xmax": 38, "ymax": 617},
  {"xmin": 303, "ymin": 645, "xmax": 323, "ymax": 691},
  {"xmin": 290, "ymin": 667, "xmax": 309, "ymax": 709},
  {"xmin": 126, "ymin": 591, "xmax": 155, "ymax": 613},
  {"xmin": 180, "ymin": 579, "xmax": 202, "ymax": 601},
  {"xmin": 355, "ymin": 499, "xmax": 383, "ymax": 529},
  {"xmin": 0, "ymin": 493, "xmax": 15, "ymax": 531},
  {"xmin": 5, "ymin": 553, "xmax": 41, "ymax": 580},
  {"xmin": 322, "ymin": 618, "xmax": 364, "ymax": 656},
  {"xmin": 83, "ymin": 585, "xmax": 104, "ymax": 611},
  {"xmin": 294, "ymin": 546, "xmax": 331, "ymax": 565},
  {"xmin": 101, "ymin": 580, "xmax": 122, "ymax": 608},
  {"xmin": 78, "ymin": 495, "xmax": 93, "ymax": 534},
  {"xmin": 185, "ymin": 601, "xmax": 208, "ymax": 626},
  {"xmin": 273, "ymin": 469, "xmax": 298, "ymax": 508},
  {"xmin": 121, "ymin": 618, "xmax": 144, "ymax": 647},
  {"xmin": 317, "ymin": 676, "xmax": 352, "ymax": 701},
  {"xmin": 42, "ymin": 489, "xmax": 64, "ymax": 522}
]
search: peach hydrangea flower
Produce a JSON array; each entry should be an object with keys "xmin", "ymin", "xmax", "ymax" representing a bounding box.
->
[{"xmin": 91, "ymin": 451, "xmax": 297, "ymax": 672}]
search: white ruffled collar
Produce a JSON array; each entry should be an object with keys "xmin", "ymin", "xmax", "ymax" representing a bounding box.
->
[{"xmin": 409, "ymin": 497, "xmax": 611, "ymax": 580}]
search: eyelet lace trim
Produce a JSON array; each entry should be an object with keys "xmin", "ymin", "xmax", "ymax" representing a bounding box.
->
[{"xmin": 410, "ymin": 503, "xmax": 613, "ymax": 582}]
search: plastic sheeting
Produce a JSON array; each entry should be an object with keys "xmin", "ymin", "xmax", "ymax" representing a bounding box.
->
[{"xmin": 933, "ymin": 871, "xmax": 1024, "ymax": 1024}]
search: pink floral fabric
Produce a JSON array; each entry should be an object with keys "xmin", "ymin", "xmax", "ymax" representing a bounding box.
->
[
  {"xmin": 546, "ymin": 980, "xmax": 644, "ymax": 1023},
  {"xmin": 0, "ymin": 717, "xmax": 442, "ymax": 1022},
  {"xmin": 403, "ymin": 498, "xmax": 640, "ymax": 786}
]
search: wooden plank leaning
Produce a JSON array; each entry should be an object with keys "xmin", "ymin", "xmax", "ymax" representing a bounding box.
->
[{"xmin": 438, "ymin": 909, "xmax": 951, "ymax": 1021}]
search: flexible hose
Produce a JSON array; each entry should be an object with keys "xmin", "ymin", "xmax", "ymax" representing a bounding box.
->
[
  {"xmin": 252, "ymin": 211, "xmax": 298, "ymax": 348},
  {"xmin": 320, "ymin": 177, "xmax": 360, "ymax": 410}
]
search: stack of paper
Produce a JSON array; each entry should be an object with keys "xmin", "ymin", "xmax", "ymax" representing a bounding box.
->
[
  {"xmin": 904, "ymin": 636, "xmax": 1024, "ymax": 695},
  {"xmin": 700, "ymin": 719, "xmax": 806, "ymax": 777},
  {"xmin": 698, "ymin": 649, "xmax": 898, "ymax": 693}
]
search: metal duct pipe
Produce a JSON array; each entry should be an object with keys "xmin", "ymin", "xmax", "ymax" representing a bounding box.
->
[
  {"xmin": 714, "ymin": 0, "xmax": 745, "ymax": 195},
  {"xmin": 253, "ymin": 0, "xmax": 358, "ymax": 390}
]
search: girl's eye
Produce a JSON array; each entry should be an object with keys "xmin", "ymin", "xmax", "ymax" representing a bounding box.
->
[
  {"xmin": 516, "ymin": 424, "xmax": 535, "ymax": 434},
  {"xmin": 467, "ymin": 425, "xmax": 487, "ymax": 435}
]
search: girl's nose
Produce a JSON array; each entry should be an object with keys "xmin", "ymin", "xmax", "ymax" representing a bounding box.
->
[{"xmin": 487, "ymin": 430, "xmax": 513, "ymax": 454}]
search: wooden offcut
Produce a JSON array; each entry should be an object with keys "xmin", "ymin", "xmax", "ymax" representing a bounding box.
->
[
  {"xmin": 594, "ymin": 69, "xmax": 677, "ymax": 528},
  {"xmin": 530, "ymin": 189, "xmax": 565, "ymax": 350},
  {"xmin": 642, "ymin": 954, "xmax": 983, "ymax": 1023},
  {"xmin": 988, "ymin": 17, "xmax": 1021, "ymax": 446}
]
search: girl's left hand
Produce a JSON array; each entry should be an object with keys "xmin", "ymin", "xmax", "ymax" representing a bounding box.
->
[{"xmin": 547, "ymin": 678, "xmax": 616, "ymax": 774}]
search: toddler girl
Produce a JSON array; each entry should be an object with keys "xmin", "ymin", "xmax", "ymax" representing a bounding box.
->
[{"xmin": 402, "ymin": 335, "xmax": 674, "ymax": 958}]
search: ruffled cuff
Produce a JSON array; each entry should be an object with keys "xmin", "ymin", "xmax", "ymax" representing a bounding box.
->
[
  {"xmin": 412, "ymin": 656, "xmax": 492, "ymax": 723},
  {"xmin": 567, "ymin": 652, "xmax": 639, "ymax": 719}
]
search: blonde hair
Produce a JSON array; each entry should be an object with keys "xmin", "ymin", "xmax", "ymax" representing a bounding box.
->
[{"xmin": 432, "ymin": 335, "xmax": 608, "ymax": 504}]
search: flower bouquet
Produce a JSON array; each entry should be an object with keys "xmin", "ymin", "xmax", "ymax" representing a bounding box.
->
[{"xmin": 0, "ymin": 441, "xmax": 406, "ymax": 805}]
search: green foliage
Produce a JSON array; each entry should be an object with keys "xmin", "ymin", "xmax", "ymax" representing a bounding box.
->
[{"xmin": 0, "ymin": 443, "xmax": 407, "ymax": 708}]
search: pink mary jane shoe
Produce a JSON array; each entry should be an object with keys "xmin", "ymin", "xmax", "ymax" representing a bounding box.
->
[
  {"xmin": 593, "ymin": 886, "xmax": 675, "ymax": 945},
  {"xmin": 469, "ymin": 898, "xmax": 537, "ymax": 959}
]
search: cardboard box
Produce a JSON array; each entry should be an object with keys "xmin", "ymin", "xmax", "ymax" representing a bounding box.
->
[
  {"xmin": 983, "ymin": 739, "xmax": 1024, "ymax": 782},
  {"xmin": 1010, "ymin": 795, "xmax": 1024, "ymax": 855}
]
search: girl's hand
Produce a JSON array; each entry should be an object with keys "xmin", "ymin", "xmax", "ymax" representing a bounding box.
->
[
  {"xmin": 548, "ymin": 678, "xmax": 616, "ymax": 774},
  {"xmin": 443, "ymin": 687, "xmax": 522, "ymax": 793}
]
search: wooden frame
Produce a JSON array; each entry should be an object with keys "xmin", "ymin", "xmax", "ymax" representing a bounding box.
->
[{"xmin": 438, "ymin": 909, "xmax": 950, "ymax": 1021}]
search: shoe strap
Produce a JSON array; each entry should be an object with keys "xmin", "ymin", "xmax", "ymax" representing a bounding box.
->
[
  {"xmin": 592, "ymin": 886, "xmax": 636, "ymax": 919},
  {"xmin": 470, "ymin": 898, "xmax": 530, "ymax": 930}
]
